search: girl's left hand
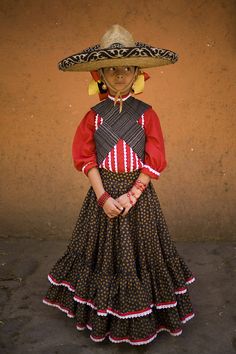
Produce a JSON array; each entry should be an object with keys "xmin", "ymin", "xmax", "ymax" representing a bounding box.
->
[{"xmin": 116, "ymin": 193, "xmax": 137, "ymax": 217}]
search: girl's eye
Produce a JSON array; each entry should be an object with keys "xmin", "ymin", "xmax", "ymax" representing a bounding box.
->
[{"xmin": 124, "ymin": 67, "xmax": 130, "ymax": 71}]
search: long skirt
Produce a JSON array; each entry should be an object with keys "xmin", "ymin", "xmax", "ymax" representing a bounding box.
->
[{"xmin": 42, "ymin": 168, "xmax": 196, "ymax": 346}]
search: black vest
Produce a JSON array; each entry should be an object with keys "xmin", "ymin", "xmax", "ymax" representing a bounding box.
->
[{"xmin": 92, "ymin": 96, "xmax": 151, "ymax": 165}]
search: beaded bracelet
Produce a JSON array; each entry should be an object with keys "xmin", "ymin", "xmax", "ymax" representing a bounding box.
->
[
  {"xmin": 127, "ymin": 189, "xmax": 139, "ymax": 206},
  {"xmin": 127, "ymin": 192, "xmax": 134, "ymax": 206},
  {"xmin": 137, "ymin": 179, "xmax": 147, "ymax": 188},
  {"xmin": 134, "ymin": 180, "xmax": 146, "ymax": 192},
  {"xmin": 130, "ymin": 190, "xmax": 138, "ymax": 200},
  {"xmin": 97, "ymin": 191, "xmax": 111, "ymax": 207}
]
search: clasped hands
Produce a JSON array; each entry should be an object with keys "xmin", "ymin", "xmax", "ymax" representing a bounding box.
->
[{"xmin": 103, "ymin": 188, "xmax": 142, "ymax": 219}]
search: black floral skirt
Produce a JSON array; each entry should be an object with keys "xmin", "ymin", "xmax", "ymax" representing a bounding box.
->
[{"xmin": 42, "ymin": 168, "xmax": 196, "ymax": 346}]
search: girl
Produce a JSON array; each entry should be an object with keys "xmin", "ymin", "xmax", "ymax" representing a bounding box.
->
[{"xmin": 42, "ymin": 24, "xmax": 196, "ymax": 346}]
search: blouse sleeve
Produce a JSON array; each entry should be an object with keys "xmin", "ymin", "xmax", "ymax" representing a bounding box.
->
[
  {"xmin": 140, "ymin": 108, "xmax": 167, "ymax": 179},
  {"xmin": 72, "ymin": 110, "xmax": 98, "ymax": 176}
]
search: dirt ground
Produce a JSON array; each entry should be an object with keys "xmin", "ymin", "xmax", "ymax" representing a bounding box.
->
[{"xmin": 0, "ymin": 237, "xmax": 235, "ymax": 354}]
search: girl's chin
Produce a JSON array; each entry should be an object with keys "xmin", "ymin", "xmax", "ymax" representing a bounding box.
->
[{"xmin": 111, "ymin": 85, "xmax": 132, "ymax": 93}]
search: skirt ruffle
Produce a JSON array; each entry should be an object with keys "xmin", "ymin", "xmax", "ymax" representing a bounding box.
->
[{"xmin": 42, "ymin": 168, "xmax": 196, "ymax": 346}]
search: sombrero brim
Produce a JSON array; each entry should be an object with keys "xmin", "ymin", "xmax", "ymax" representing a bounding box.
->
[{"xmin": 58, "ymin": 42, "xmax": 178, "ymax": 72}]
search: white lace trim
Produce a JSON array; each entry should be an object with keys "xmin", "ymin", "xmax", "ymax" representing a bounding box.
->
[
  {"xmin": 81, "ymin": 161, "xmax": 93, "ymax": 174},
  {"xmin": 95, "ymin": 113, "xmax": 99, "ymax": 130},
  {"xmin": 123, "ymin": 140, "xmax": 127, "ymax": 172},
  {"xmin": 108, "ymin": 151, "xmax": 113, "ymax": 171},
  {"xmin": 114, "ymin": 144, "xmax": 118, "ymax": 172},
  {"xmin": 141, "ymin": 113, "xmax": 144, "ymax": 129},
  {"xmin": 130, "ymin": 147, "xmax": 133, "ymax": 172},
  {"xmin": 142, "ymin": 164, "xmax": 161, "ymax": 176}
]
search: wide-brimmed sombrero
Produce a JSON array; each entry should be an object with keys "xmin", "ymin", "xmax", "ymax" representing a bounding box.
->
[{"xmin": 58, "ymin": 24, "xmax": 178, "ymax": 72}]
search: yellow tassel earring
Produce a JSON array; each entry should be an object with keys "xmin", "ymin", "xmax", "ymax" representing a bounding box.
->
[
  {"xmin": 88, "ymin": 79, "xmax": 100, "ymax": 96},
  {"xmin": 132, "ymin": 73, "xmax": 145, "ymax": 94}
]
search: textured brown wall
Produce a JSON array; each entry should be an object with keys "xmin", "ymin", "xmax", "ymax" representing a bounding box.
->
[{"xmin": 1, "ymin": 0, "xmax": 235, "ymax": 240}]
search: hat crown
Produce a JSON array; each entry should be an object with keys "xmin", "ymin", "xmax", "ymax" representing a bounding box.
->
[{"xmin": 100, "ymin": 24, "xmax": 135, "ymax": 49}]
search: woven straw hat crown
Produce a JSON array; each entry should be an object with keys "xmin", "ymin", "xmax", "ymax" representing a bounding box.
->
[{"xmin": 100, "ymin": 24, "xmax": 136, "ymax": 48}]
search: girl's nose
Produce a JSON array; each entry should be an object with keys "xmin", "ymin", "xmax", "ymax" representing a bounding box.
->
[
  {"xmin": 116, "ymin": 72, "xmax": 124, "ymax": 79},
  {"xmin": 115, "ymin": 69, "xmax": 124, "ymax": 78}
]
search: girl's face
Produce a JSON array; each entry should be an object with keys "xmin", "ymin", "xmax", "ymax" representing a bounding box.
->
[{"xmin": 101, "ymin": 66, "xmax": 137, "ymax": 95}]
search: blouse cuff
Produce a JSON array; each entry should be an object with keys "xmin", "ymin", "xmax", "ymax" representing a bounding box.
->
[
  {"xmin": 82, "ymin": 161, "xmax": 98, "ymax": 176},
  {"xmin": 140, "ymin": 165, "xmax": 161, "ymax": 180}
]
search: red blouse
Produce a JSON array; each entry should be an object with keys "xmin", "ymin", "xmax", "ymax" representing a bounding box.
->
[{"xmin": 72, "ymin": 94, "xmax": 167, "ymax": 180}]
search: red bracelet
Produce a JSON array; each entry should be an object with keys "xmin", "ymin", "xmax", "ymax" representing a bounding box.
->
[{"xmin": 97, "ymin": 191, "xmax": 111, "ymax": 207}]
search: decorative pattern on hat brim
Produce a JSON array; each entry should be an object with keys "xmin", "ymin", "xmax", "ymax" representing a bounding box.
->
[{"xmin": 58, "ymin": 42, "xmax": 178, "ymax": 72}]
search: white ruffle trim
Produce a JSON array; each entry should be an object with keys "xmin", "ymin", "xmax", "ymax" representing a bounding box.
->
[
  {"xmin": 47, "ymin": 273, "xmax": 195, "ymax": 296},
  {"xmin": 48, "ymin": 274, "xmax": 75, "ymax": 292},
  {"xmin": 43, "ymin": 297, "xmax": 194, "ymax": 346},
  {"xmin": 47, "ymin": 273, "xmax": 195, "ymax": 319},
  {"xmin": 150, "ymin": 301, "xmax": 177, "ymax": 309},
  {"xmin": 77, "ymin": 324, "xmax": 183, "ymax": 345},
  {"xmin": 175, "ymin": 288, "xmax": 187, "ymax": 295},
  {"xmin": 186, "ymin": 276, "xmax": 195, "ymax": 285},
  {"xmin": 73, "ymin": 294, "xmax": 153, "ymax": 318},
  {"xmin": 181, "ymin": 312, "xmax": 195, "ymax": 324},
  {"xmin": 74, "ymin": 294, "xmax": 178, "ymax": 318},
  {"xmin": 107, "ymin": 308, "xmax": 152, "ymax": 318},
  {"xmin": 42, "ymin": 298, "xmax": 75, "ymax": 318}
]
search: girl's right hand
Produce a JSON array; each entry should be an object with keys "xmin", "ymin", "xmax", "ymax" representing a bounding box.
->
[{"xmin": 102, "ymin": 197, "xmax": 124, "ymax": 219}]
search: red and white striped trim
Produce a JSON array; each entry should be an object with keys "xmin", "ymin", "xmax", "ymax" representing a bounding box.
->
[{"xmin": 42, "ymin": 298, "xmax": 75, "ymax": 318}]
